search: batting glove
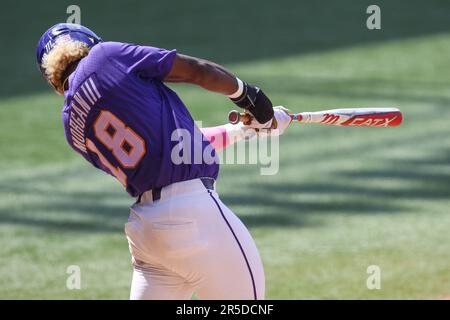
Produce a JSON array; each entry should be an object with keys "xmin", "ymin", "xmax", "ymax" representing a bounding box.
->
[{"xmin": 245, "ymin": 106, "xmax": 292, "ymax": 137}]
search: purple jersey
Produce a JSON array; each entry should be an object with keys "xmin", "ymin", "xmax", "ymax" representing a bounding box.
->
[{"xmin": 62, "ymin": 42, "xmax": 219, "ymax": 197}]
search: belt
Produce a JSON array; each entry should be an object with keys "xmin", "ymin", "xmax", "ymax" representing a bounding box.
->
[{"xmin": 137, "ymin": 177, "xmax": 215, "ymax": 203}]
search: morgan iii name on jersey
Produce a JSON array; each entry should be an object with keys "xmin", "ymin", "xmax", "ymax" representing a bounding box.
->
[{"xmin": 62, "ymin": 42, "xmax": 219, "ymax": 197}]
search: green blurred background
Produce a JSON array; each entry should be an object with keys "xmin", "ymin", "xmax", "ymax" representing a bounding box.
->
[{"xmin": 0, "ymin": 0, "xmax": 449, "ymax": 299}]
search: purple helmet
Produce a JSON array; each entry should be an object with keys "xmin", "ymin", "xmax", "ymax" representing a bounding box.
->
[{"xmin": 36, "ymin": 23, "xmax": 103, "ymax": 77}]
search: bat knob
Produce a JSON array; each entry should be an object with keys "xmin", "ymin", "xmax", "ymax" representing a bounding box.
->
[{"xmin": 228, "ymin": 110, "xmax": 241, "ymax": 124}]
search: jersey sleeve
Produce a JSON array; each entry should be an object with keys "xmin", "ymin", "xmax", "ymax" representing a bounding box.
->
[{"xmin": 101, "ymin": 41, "xmax": 177, "ymax": 80}]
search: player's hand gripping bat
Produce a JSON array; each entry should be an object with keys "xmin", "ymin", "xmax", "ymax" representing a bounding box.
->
[{"xmin": 228, "ymin": 107, "xmax": 403, "ymax": 128}]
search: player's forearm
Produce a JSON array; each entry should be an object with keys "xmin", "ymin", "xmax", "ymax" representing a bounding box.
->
[
  {"xmin": 165, "ymin": 53, "xmax": 274, "ymax": 124},
  {"xmin": 201, "ymin": 123, "xmax": 255, "ymax": 151},
  {"xmin": 165, "ymin": 54, "xmax": 238, "ymax": 95},
  {"xmin": 192, "ymin": 60, "xmax": 238, "ymax": 95}
]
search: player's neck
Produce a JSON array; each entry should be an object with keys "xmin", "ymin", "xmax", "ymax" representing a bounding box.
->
[{"xmin": 62, "ymin": 59, "xmax": 81, "ymax": 91}]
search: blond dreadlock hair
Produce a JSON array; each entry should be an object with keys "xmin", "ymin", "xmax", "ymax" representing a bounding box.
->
[{"xmin": 41, "ymin": 39, "xmax": 90, "ymax": 95}]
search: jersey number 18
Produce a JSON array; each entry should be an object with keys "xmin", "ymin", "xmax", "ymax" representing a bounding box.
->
[{"xmin": 86, "ymin": 110, "xmax": 146, "ymax": 187}]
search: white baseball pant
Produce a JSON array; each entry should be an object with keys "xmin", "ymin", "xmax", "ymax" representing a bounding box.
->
[{"xmin": 124, "ymin": 178, "xmax": 265, "ymax": 300}]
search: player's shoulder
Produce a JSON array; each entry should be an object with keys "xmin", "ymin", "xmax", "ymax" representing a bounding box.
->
[
  {"xmin": 87, "ymin": 41, "xmax": 122, "ymax": 60},
  {"xmin": 90, "ymin": 41, "xmax": 139, "ymax": 60},
  {"xmin": 77, "ymin": 41, "xmax": 127, "ymax": 74}
]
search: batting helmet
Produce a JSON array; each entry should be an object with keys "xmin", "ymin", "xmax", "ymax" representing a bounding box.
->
[{"xmin": 36, "ymin": 23, "xmax": 103, "ymax": 77}]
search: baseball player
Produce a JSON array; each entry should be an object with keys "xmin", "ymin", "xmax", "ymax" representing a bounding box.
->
[{"xmin": 36, "ymin": 23, "xmax": 291, "ymax": 300}]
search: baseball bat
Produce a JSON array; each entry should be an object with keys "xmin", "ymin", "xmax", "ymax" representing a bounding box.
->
[{"xmin": 228, "ymin": 107, "xmax": 403, "ymax": 127}]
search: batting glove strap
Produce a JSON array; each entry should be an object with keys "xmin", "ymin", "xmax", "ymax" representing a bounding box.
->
[{"xmin": 230, "ymin": 82, "xmax": 274, "ymax": 124}]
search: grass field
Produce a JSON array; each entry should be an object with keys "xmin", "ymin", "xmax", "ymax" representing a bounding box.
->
[{"xmin": 0, "ymin": 0, "xmax": 449, "ymax": 299}]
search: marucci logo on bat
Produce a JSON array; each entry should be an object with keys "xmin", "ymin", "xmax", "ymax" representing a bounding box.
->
[{"xmin": 321, "ymin": 114, "xmax": 340, "ymax": 124}]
